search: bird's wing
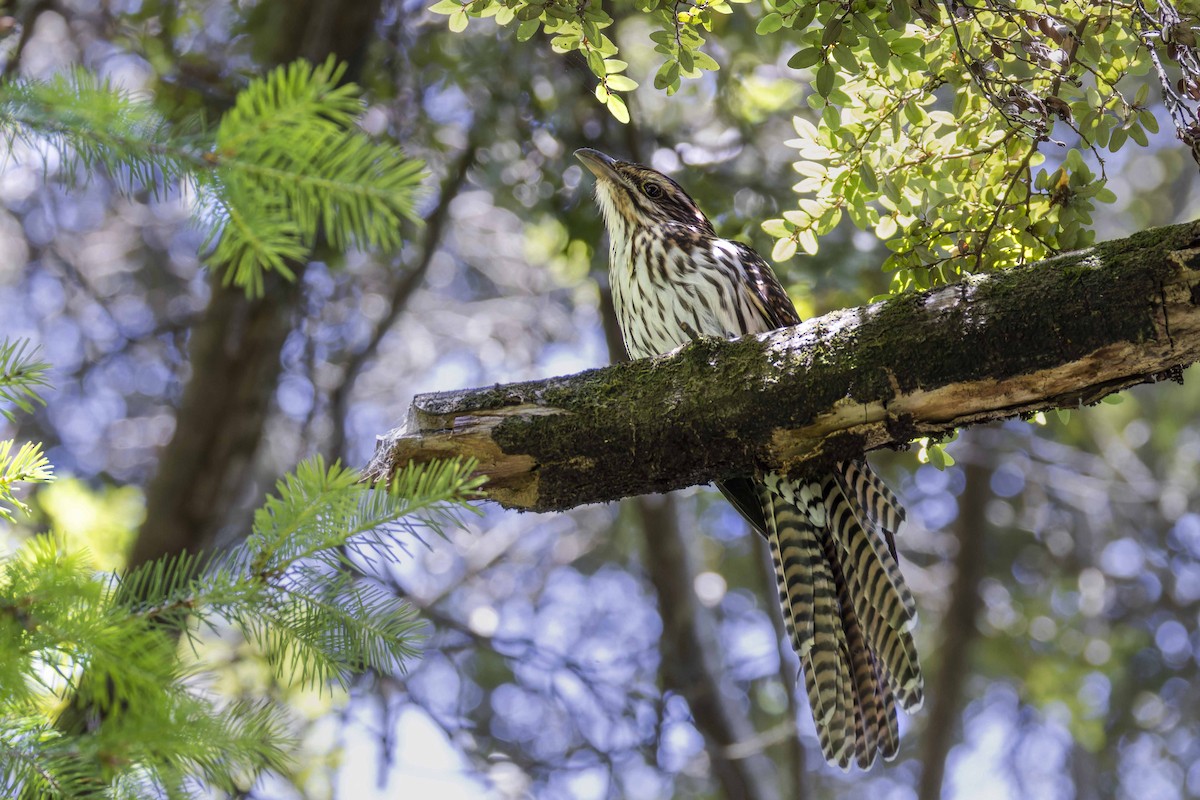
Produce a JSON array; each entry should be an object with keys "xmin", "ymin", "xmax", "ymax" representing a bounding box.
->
[
  {"xmin": 716, "ymin": 477, "xmax": 769, "ymax": 533},
  {"xmin": 716, "ymin": 242, "xmax": 802, "ymax": 535},
  {"xmin": 731, "ymin": 241, "xmax": 802, "ymax": 329}
]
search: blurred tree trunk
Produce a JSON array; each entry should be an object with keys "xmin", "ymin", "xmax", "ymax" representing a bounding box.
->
[
  {"xmin": 54, "ymin": 0, "xmax": 387, "ymax": 774},
  {"xmin": 1070, "ymin": 744, "xmax": 1103, "ymax": 800},
  {"xmin": 637, "ymin": 494, "xmax": 781, "ymax": 800},
  {"xmin": 918, "ymin": 441, "xmax": 989, "ymax": 799},
  {"xmin": 129, "ymin": 0, "xmax": 383, "ymax": 567},
  {"xmin": 751, "ymin": 536, "xmax": 808, "ymax": 798}
]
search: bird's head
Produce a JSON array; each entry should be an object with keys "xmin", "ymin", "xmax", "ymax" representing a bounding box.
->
[{"xmin": 575, "ymin": 148, "xmax": 715, "ymax": 237}]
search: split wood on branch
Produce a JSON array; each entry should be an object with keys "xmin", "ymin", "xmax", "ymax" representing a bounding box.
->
[{"xmin": 364, "ymin": 219, "xmax": 1200, "ymax": 512}]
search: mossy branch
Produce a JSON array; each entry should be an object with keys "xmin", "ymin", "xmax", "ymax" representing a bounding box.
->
[{"xmin": 365, "ymin": 219, "xmax": 1200, "ymax": 511}]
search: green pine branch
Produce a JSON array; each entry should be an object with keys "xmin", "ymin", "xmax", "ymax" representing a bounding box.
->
[
  {"xmin": 0, "ymin": 57, "xmax": 426, "ymax": 296},
  {"xmin": 0, "ymin": 340, "xmax": 49, "ymax": 422},
  {"xmin": 0, "ymin": 339, "xmax": 52, "ymax": 523},
  {"xmin": 0, "ymin": 457, "xmax": 483, "ymax": 796}
]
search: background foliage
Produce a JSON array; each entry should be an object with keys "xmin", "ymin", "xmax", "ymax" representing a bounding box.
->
[
  {"xmin": 0, "ymin": 334, "xmax": 481, "ymax": 795},
  {"xmin": 0, "ymin": 0, "xmax": 1199, "ymax": 797}
]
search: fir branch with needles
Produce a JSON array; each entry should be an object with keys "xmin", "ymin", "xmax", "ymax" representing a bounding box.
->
[
  {"xmin": 0, "ymin": 57, "xmax": 426, "ymax": 296},
  {"xmin": 0, "ymin": 455, "xmax": 483, "ymax": 796},
  {"xmin": 0, "ymin": 340, "xmax": 51, "ymax": 522}
]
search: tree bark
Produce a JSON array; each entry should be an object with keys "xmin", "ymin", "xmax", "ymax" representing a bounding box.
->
[{"xmin": 365, "ymin": 219, "xmax": 1200, "ymax": 511}]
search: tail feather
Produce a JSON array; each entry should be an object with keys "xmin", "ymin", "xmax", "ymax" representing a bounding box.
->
[
  {"xmin": 821, "ymin": 529, "xmax": 886, "ymax": 769},
  {"xmin": 838, "ymin": 460, "xmax": 905, "ymax": 538},
  {"xmin": 875, "ymin": 662, "xmax": 901, "ymax": 760},
  {"xmin": 810, "ymin": 534, "xmax": 850, "ymax": 765},
  {"xmin": 757, "ymin": 462, "xmax": 922, "ymax": 769},
  {"xmin": 760, "ymin": 480, "xmax": 850, "ymax": 765},
  {"xmin": 761, "ymin": 489, "xmax": 815, "ymax": 656},
  {"xmin": 828, "ymin": 470, "xmax": 917, "ymax": 627},
  {"xmin": 841, "ymin": 635, "xmax": 872, "ymax": 768},
  {"xmin": 823, "ymin": 474, "xmax": 924, "ymax": 710}
]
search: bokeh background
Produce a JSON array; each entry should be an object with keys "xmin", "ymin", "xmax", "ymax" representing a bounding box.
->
[{"xmin": 3, "ymin": 0, "xmax": 1200, "ymax": 798}]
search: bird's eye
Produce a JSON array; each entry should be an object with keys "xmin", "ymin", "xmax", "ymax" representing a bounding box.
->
[{"xmin": 641, "ymin": 182, "xmax": 663, "ymax": 199}]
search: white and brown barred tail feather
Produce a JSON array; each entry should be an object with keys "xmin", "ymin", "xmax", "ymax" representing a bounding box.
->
[{"xmin": 758, "ymin": 462, "xmax": 921, "ymax": 769}]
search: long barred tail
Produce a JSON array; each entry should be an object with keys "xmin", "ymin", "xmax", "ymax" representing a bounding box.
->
[{"xmin": 759, "ymin": 461, "xmax": 922, "ymax": 769}]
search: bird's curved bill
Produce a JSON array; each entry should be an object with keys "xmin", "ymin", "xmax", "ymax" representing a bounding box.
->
[{"xmin": 575, "ymin": 148, "xmax": 619, "ymax": 181}]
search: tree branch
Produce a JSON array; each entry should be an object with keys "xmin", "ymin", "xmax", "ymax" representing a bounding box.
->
[{"xmin": 365, "ymin": 220, "xmax": 1200, "ymax": 511}]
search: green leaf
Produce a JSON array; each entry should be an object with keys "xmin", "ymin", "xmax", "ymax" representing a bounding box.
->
[
  {"xmin": 515, "ymin": 3, "xmax": 542, "ymax": 20},
  {"xmin": 815, "ymin": 63, "xmax": 835, "ymax": 97},
  {"xmin": 890, "ymin": 35, "xmax": 922, "ymax": 54},
  {"xmin": 582, "ymin": 19, "xmax": 601, "ymax": 45},
  {"xmin": 797, "ymin": 228, "xmax": 819, "ymax": 254},
  {"xmin": 692, "ymin": 50, "xmax": 719, "ymax": 71},
  {"xmin": 820, "ymin": 18, "xmax": 843, "ymax": 46},
  {"xmin": 859, "ymin": 162, "xmax": 879, "ymax": 192},
  {"xmin": 516, "ymin": 18, "xmax": 540, "ymax": 39},
  {"xmin": 756, "ymin": 12, "xmax": 784, "ymax": 34},
  {"xmin": 831, "ymin": 44, "xmax": 858, "ymax": 70},
  {"xmin": 678, "ymin": 46, "xmax": 694, "ymax": 72},
  {"xmin": 649, "ymin": 29, "xmax": 674, "ymax": 46},
  {"xmin": 876, "ymin": 214, "xmax": 897, "ymax": 238},
  {"xmin": 586, "ymin": 48, "xmax": 605, "ymax": 77},
  {"xmin": 761, "ymin": 218, "xmax": 791, "ymax": 237},
  {"xmin": 605, "ymin": 75, "xmax": 639, "ymax": 91},
  {"xmin": 932, "ymin": 443, "xmax": 954, "ymax": 468},
  {"xmin": 772, "ymin": 236, "xmax": 798, "ymax": 260},
  {"xmin": 1108, "ymin": 126, "xmax": 1127, "ymax": 151},
  {"xmin": 867, "ymin": 34, "xmax": 890, "ymax": 65},
  {"xmin": 606, "ymin": 94, "xmax": 630, "ymax": 123},
  {"xmin": 654, "ymin": 60, "xmax": 681, "ymax": 89},
  {"xmin": 792, "ymin": 4, "xmax": 817, "ymax": 28},
  {"xmin": 788, "ymin": 47, "xmax": 822, "ymax": 69}
]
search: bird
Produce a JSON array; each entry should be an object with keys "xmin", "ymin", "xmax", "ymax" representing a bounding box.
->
[{"xmin": 575, "ymin": 148, "xmax": 923, "ymax": 769}]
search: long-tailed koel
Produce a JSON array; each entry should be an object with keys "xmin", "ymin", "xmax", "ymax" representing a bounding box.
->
[{"xmin": 577, "ymin": 148, "xmax": 923, "ymax": 769}]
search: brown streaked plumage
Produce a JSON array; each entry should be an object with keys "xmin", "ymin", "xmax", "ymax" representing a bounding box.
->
[{"xmin": 576, "ymin": 147, "xmax": 923, "ymax": 769}]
